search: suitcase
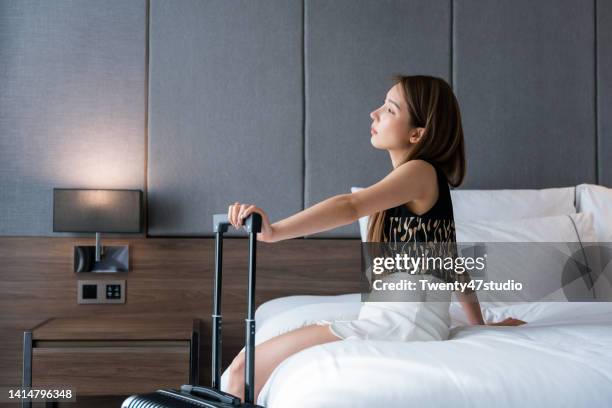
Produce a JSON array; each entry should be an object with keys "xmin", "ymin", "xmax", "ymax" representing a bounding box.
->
[{"xmin": 121, "ymin": 213, "xmax": 265, "ymax": 408}]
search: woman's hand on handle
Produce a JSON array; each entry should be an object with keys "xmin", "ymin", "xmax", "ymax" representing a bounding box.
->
[{"xmin": 227, "ymin": 202, "xmax": 276, "ymax": 243}]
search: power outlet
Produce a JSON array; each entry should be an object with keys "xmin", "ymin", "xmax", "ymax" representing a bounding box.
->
[{"xmin": 78, "ymin": 280, "xmax": 126, "ymax": 304}]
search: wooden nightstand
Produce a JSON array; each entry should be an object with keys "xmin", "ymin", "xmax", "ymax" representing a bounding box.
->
[{"xmin": 22, "ymin": 316, "xmax": 201, "ymax": 408}]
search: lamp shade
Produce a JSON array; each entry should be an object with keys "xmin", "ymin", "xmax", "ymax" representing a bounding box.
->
[{"xmin": 53, "ymin": 189, "xmax": 143, "ymax": 233}]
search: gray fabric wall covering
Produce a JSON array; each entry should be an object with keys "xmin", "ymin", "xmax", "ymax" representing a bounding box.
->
[
  {"xmin": 304, "ymin": 0, "xmax": 451, "ymax": 238},
  {"xmin": 147, "ymin": 0, "xmax": 304, "ymax": 236},
  {"xmin": 1, "ymin": 0, "xmax": 609, "ymax": 237},
  {"xmin": 0, "ymin": 0, "xmax": 146, "ymax": 236},
  {"xmin": 454, "ymin": 0, "xmax": 596, "ymax": 189}
]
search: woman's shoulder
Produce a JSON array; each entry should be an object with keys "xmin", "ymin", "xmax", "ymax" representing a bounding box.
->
[
  {"xmin": 400, "ymin": 159, "xmax": 441, "ymax": 180},
  {"xmin": 396, "ymin": 159, "xmax": 439, "ymax": 184},
  {"xmin": 408, "ymin": 158, "xmax": 441, "ymax": 174}
]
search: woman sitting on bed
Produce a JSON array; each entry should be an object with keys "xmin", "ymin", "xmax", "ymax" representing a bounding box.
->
[{"xmin": 225, "ymin": 74, "xmax": 526, "ymax": 403}]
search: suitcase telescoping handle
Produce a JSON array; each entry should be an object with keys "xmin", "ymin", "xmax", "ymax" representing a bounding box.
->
[{"xmin": 212, "ymin": 213, "xmax": 262, "ymax": 405}]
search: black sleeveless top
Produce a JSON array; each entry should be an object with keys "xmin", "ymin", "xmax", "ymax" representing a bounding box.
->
[
  {"xmin": 381, "ymin": 161, "xmax": 471, "ymax": 289},
  {"xmin": 382, "ymin": 162, "xmax": 456, "ymax": 244}
]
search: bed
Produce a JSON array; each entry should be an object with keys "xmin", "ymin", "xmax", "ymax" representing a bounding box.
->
[
  {"xmin": 220, "ymin": 184, "xmax": 612, "ymax": 407},
  {"xmin": 221, "ymin": 297, "xmax": 612, "ymax": 407}
]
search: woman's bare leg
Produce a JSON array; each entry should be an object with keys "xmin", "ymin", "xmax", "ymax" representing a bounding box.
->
[{"xmin": 226, "ymin": 323, "xmax": 341, "ymax": 403}]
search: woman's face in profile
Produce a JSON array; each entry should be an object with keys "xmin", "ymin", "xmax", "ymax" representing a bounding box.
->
[{"xmin": 369, "ymin": 83, "xmax": 412, "ymax": 151}]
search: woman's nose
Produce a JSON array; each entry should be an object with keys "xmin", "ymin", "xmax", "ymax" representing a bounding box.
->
[{"xmin": 370, "ymin": 109, "xmax": 377, "ymax": 120}]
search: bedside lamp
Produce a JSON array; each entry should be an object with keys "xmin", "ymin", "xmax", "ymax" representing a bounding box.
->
[{"xmin": 53, "ymin": 188, "xmax": 143, "ymax": 272}]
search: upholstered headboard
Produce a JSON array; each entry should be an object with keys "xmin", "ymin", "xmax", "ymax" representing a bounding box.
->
[{"xmin": 146, "ymin": 0, "xmax": 609, "ymax": 238}]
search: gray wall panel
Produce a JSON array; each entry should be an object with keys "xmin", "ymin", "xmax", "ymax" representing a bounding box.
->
[
  {"xmin": 454, "ymin": 0, "xmax": 596, "ymax": 189},
  {"xmin": 598, "ymin": 0, "xmax": 612, "ymax": 186},
  {"xmin": 305, "ymin": 0, "xmax": 451, "ymax": 238},
  {"xmin": 0, "ymin": 0, "xmax": 146, "ymax": 236},
  {"xmin": 1, "ymin": 0, "xmax": 607, "ymax": 238},
  {"xmin": 147, "ymin": 0, "xmax": 303, "ymax": 236}
]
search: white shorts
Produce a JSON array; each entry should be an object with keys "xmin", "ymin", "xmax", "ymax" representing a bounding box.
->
[{"xmin": 315, "ymin": 272, "xmax": 452, "ymax": 342}]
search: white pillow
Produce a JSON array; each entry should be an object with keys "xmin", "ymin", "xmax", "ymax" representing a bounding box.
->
[
  {"xmin": 350, "ymin": 186, "xmax": 576, "ymax": 242},
  {"xmin": 576, "ymin": 183, "xmax": 612, "ymax": 242},
  {"xmin": 455, "ymin": 212, "xmax": 596, "ymax": 243},
  {"xmin": 451, "ymin": 187, "xmax": 575, "ymax": 222},
  {"xmin": 455, "ymin": 213, "xmax": 598, "ymax": 306}
]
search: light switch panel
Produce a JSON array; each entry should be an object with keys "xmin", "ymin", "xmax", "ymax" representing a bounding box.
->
[{"xmin": 78, "ymin": 280, "xmax": 126, "ymax": 304}]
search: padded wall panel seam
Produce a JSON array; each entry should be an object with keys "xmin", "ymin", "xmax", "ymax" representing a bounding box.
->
[
  {"xmin": 0, "ymin": 0, "xmax": 147, "ymax": 236},
  {"xmin": 305, "ymin": 0, "xmax": 452, "ymax": 237},
  {"xmin": 450, "ymin": 0, "xmax": 454, "ymax": 88},
  {"xmin": 144, "ymin": 0, "xmax": 151, "ymax": 234},
  {"xmin": 147, "ymin": 0, "xmax": 304, "ymax": 236},
  {"xmin": 303, "ymin": 0, "xmax": 310, "ymax": 234}
]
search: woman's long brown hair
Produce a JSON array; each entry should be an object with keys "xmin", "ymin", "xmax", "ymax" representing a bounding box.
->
[{"xmin": 366, "ymin": 74, "xmax": 466, "ymax": 242}]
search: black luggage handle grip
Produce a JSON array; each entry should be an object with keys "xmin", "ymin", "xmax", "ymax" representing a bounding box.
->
[
  {"xmin": 213, "ymin": 213, "xmax": 262, "ymax": 234},
  {"xmin": 180, "ymin": 384, "xmax": 241, "ymax": 406}
]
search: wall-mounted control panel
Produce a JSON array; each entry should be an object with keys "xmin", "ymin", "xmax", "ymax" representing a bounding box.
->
[{"xmin": 77, "ymin": 280, "xmax": 126, "ymax": 304}]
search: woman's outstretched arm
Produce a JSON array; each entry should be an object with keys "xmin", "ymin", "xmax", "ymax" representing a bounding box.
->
[
  {"xmin": 268, "ymin": 194, "xmax": 355, "ymax": 242},
  {"xmin": 270, "ymin": 160, "xmax": 436, "ymax": 242},
  {"xmin": 231, "ymin": 160, "xmax": 436, "ymax": 242}
]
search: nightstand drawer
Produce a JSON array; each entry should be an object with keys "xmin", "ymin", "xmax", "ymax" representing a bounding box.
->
[{"xmin": 32, "ymin": 342, "xmax": 190, "ymax": 396}]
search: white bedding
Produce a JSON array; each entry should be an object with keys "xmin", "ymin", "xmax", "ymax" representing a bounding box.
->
[{"xmin": 221, "ymin": 297, "xmax": 612, "ymax": 407}]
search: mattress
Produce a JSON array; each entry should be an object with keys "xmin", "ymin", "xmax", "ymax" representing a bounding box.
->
[{"xmin": 221, "ymin": 295, "xmax": 612, "ymax": 407}]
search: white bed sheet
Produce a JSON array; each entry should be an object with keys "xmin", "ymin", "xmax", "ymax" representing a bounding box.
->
[{"xmin": 221, "ymin": 297, "xmax": 612, "ymax": 408}]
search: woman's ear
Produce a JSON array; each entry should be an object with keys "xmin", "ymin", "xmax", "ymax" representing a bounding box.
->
[{"xmin": 409, "ymin": 127, "xmax": 426, "ymax": 144}]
